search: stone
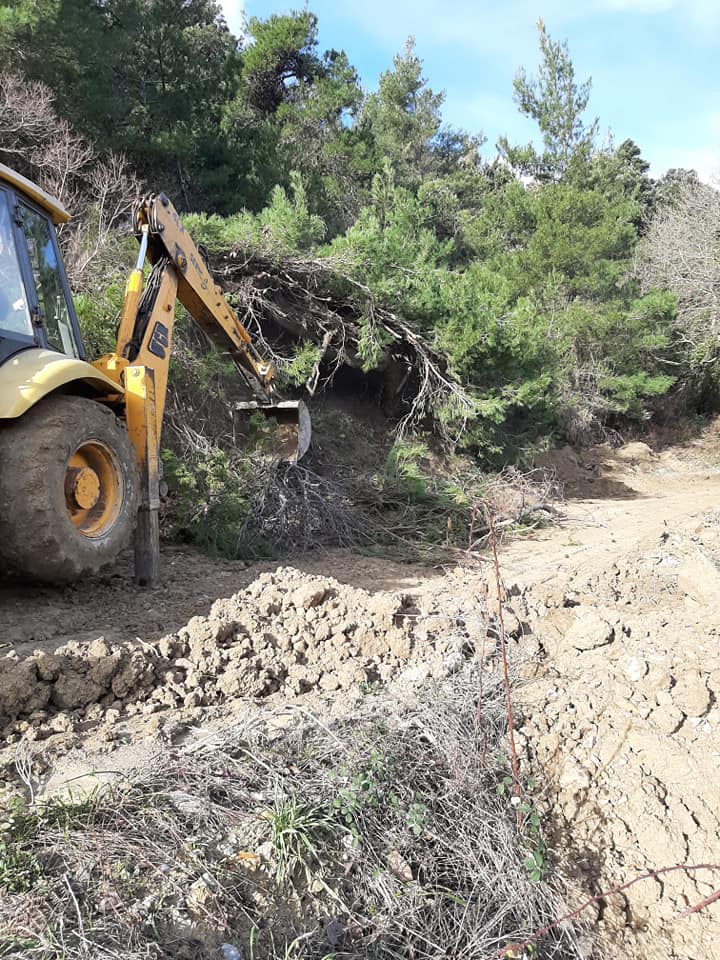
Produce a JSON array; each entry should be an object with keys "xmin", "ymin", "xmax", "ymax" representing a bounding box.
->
[
  {"xmin": 677, "ymin": 552, "xmax": 720, "ymax": 606},
  {"xmin": 52, "ymin": 673, "xmax": 104, "ymax": 710},
  {"xmin": 616, "ymin": 441, "xmax": 654, "ymax": 462},
  {"xmin": 565, "ymin": 611, "xmax": 615, "ymax": 651},
  {"xmin": 34, "ymin": 652, "xmax": 62, "ymax": 682},
  {"xmin": 0, "ymin": 660, "xmax": 50, "ymax": 719},
  {"xmin": 387, "ymin": 849, "xmax": 413, "ymax": 882},
  {"xmin": 291, "ymin": 583, "xmax": 327, "ymax": 611},
  {"xmin": 89, "ymin": 654, "xmax": 121, "ymax": 687},
  {"xmin": 671, "ymin": 671, "xmax": 711, "ymax": 717},
  {"xmin": 87, "ymin": 637, "xmax": 111, "ymax": 661},
  {"xmin": 623, "ymin": 657, "xmax": 648, "ymax": 683}
]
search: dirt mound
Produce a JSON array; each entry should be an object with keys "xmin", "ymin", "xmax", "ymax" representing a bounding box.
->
[
  {"xmin": 513, "ymin": 517, "xmax": 720, "ymax": 958},
  {"xmin": 1, "ymin": 567, "xmax": 476, "ymax": 745}
]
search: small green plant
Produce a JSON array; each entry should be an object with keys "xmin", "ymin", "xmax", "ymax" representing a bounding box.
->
[
  {"xmin": 265, "ymin": 793, "xmax": 333, "ymax": 884},
  {"xmin": 332, "ymin": 750, "xmax": 399, "ymax": 833},
  {"xmin": 41, "ymin": 788, "xmax": 101, "ymax": 831},
  {"xmin": 162, "ymin": 447, "xmax": 249, "ymax": 557},
  {"xmin": 247, "ymin": 926, "xmax": 336, "ymax": 960},
  {"xmin": 283, "ymin": 341, "xmax": 322, "ymax": 388},
  {"xmin": 381, "ymin": 442, "xmax": 431, "ymax": 502},
  {"xmin": 496, "ymin": 775, "xmax": 514, "ymax": 797},
  {"xmin": 495, "ymin": 768, "xmax": 548, "ymax": 883},
  {"xmin": 0, "ymin": 798, "xmax": 41, "ymax": 894},
  {"xmin": 405, "ymin": 801, "xmax": 428, "ymax": 837},
  {"xmin": 519, "ymin": 784, "xmax": 548, "ymax": 884}
]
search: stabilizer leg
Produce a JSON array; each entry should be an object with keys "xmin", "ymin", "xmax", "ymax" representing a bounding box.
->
[
  {"xmin": 124, "ymin": 365, "xmax": 161, "ymax": 586},
  {"xmin": 134, "ymin": 505, "xmax": 160, "ymax": 586}
]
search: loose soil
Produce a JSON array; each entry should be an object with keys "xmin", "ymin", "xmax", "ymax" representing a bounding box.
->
[{"xmin": 2, "ymin": 424, "xmax": 720, "ymax": 959}]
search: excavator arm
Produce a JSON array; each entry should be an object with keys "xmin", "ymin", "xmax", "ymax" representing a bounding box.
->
[{"xmin": 94, "ymin": 192, "xmax": 309, "ymax": 586}]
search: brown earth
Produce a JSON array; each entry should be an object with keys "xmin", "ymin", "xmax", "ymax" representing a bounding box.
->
[{"xmin": 1, "ymin": 423, "xmax": 720, "ymax": 959}]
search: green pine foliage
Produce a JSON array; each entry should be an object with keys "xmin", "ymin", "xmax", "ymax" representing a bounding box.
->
[{"xmin": 1, "ymin": 6, "xmax": 711, "ymax": 465}]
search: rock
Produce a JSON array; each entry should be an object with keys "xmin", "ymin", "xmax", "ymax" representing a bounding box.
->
[
  {"xmin": 158, "ymin": 635, "xmax": 187, "ymax": 659},
  {"xmin": 558, "ymin": 758, "xmax": 591, "ymax": 791},
  {"xmin": 52, "ymin": 673, "xmax": 104, "ymax": 710},
  {"xmin": 387, "ymin": 849, "xmax": 413, "ymax": 882},
  {"xmin": 87, "ymin": 637, "xmax": 111, "ymax": 661},
  {"xmin": 291, "ymin": 583, "xmax": 327, "ymax": 611},
  {"xmin": 367, "ymin": 593, "xmax": 406, "ymax": 625},
  {"xmin": 616, "ymin": 441, "xmax": 654, "ymax": 462},
  {"xmin": 84, "ymin": 702, "xmax": 104, "ymax": 722},
  {"xmin": 336, "ymin": 662, "xmax": 366, "ymax": 688},
  {"xmin": 651, "ymin": 702, "xmax": 685, "ymax": 734},
  {"xmin": 623, "ymin": 657, "xmax": 648, "ymax": 683},
  {"xmin": 218, "ymin": 665, "xmax": 274, "ymax": 698},
  {"xmin": 677, "ymin": 552, "xmax": 720, "ymax": 606},
  {"xmin": 565, "ymin": 611, "xmax": 615, "ymax": 651},
  {"xmin": 0, "ymin": 660, "xmax": 50, "ymax": 719},
  {"xmin": 89, "ymin": 654, "xmax": 121, "ymax": 687},
  {"xmin": 34, "ymin": 652, "xmax": 62, "ymax": 682},
  {"xmin": 187, "ymin": 877, "xmax": 214, "ymax": 913},
  {"xmin": 111, "ymin": 652, "xmax": 153, "ymax": 698},
  {"xmin": 671, "ymin": 671, "xmax": 710, "ymax": 717},
  {"xmin": 48, "ymin": 712, "xmax": 74, "ymax": 733}
]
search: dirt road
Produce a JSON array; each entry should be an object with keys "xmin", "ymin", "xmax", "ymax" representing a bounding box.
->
[
  {"xmin": 1, "ymin": 427, "xmax": 719, "ymax": 959},
  {"xmin": 499, "ymin": 435, "xmax": 720, "ymax": 960}
]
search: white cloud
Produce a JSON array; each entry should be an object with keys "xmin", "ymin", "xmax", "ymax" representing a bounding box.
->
[
  {"xmin": 219, "ymin": 0, "xmax": 245, "ymax": 37},
  {"xmin": 597, "ymin": 0, "xmax": 674, "ymax": 10},
  {"xmin": 650, "ymin": 146, "xmax": 720, "ymax": 183},
  {"xmin": 595, "ymin": 0, "xmax": 720, "ymax": 30},
  {"xmin": 324, "ymin": 0, "xmax": 552, "ymax": 59},
  {"xmin": 648, "ymin": 113, "xmax": 720, "ymax": 182}
]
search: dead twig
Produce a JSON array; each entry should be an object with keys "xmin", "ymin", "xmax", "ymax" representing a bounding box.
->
[
  {"xmin": 498, "ymin": 863, "xmax": 720, "ymax": 957},
  {"xmin": 487, "ymin": 510, "xmax": 522, "ymax": 829}
]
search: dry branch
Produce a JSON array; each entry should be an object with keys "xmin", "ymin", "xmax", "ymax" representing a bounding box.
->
[{"xmin": 214, "ymin": 248, "xmax": 477, "ymax": 439}]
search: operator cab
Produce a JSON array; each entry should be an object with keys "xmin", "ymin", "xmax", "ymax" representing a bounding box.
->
[{"xmin": 0, "ymin": 164, "xmax": 84, "ymax": 365}]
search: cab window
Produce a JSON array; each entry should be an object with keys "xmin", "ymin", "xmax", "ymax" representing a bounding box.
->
[
  {"xmin": 20, "ymin": 204, "xmax": 80, "ymax": 357},
  {"xmin": 0, "ymin": 192, "xmax": 32, "ymax": 337}
]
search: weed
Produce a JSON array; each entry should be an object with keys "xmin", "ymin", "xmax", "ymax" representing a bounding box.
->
[
  {"xmin": 0, "ymin": 669, "xmax": 589, "ymax": 960},
  {"xmin": 495, "ymin": 763, "xmax": 549, "ymax": 884},
  {"xmin": 265, "ymin": 792, "xmax": 334, "ymax": 883},
  {"xmin": 405, "ymin": 801, "xmax": 428, "ymax": 837},
  {"xmin": 332, "ymin": 749, "xmax": 399, "ymax": 833},
  {"xmin": 519, "ymin": 794, "xmax": 549, "ymax": 884},
  {"xmin": 0, "ymin": 798, "xmax": 40, "ymax": 894}
]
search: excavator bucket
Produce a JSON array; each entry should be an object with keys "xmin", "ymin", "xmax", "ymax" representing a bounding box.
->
[{"xmin": 235, "ymin": 399, "xmax": 311, "ymax": 463}]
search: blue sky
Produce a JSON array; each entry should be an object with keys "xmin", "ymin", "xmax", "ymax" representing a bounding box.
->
[{"xmin": 219, "ymin": 0, "xmax": 720, "ymax": 181}]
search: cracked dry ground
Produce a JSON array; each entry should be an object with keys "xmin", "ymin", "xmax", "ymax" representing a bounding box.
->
[{"xmin": 1, "ymin": 426, "xmax": 720, "ymax": 960}]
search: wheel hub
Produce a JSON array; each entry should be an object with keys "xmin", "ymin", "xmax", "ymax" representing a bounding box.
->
[
  {"xmin": 65, "ymin": 441, "xmax": 123, "ymax": 538},
  {"xmin": 67, "ymin": 466, "xmax": 101, "ymax": 510}
]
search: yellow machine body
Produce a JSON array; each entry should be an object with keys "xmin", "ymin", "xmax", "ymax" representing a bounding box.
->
[
  {"xmin": 0, "ymin": 163, "xmax": 71, "ymax": 225},
  {"xmin": 0, "ymin": 173, "xmax": 309, "ymax": 586},
  {"xmin": 0, "ymin": 348, "xmax": 122, "ymax": 419}
]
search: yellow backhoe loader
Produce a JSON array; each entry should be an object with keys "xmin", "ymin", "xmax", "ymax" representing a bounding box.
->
[{"xmin": 0, "ymin": 164, "xmax": 310, "ymax": 586}]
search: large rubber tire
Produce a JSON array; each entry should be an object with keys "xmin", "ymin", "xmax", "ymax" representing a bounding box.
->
[{"xmin": 0, "ymin": 394, "xmax": 139, "ymax": 582}]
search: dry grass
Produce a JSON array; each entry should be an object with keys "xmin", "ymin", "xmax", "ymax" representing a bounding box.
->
[{"xmin": 0, "ymin": 668, "xmax": 590, "ymax": 960}]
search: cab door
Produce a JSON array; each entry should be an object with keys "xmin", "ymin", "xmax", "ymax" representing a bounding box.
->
[
  {"xmin": 16, "ymin": 198, "xmax": 85, "ymax": 360},
  {"xmin": 0, "ymin": 187, "xmax": 36, "ymax": 365}
]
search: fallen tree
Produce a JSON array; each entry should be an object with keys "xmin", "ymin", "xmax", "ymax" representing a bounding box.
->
[{"xmin": 214, "ymin": 248, "xmax": 477, "ymax": 440}]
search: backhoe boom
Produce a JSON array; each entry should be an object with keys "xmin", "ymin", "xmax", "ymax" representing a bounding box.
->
[
  {"xmin": 94, "ymin": 193, "xmax": 308, "ymax": 585},
  {"xmin": 0, "ymin": 166, "xmax": 305, "ymax": 586}
]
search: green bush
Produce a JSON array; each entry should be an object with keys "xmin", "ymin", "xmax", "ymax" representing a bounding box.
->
[{"xmin": 161, "ymin": 448, "xmax": 249, "ymax": 558}]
